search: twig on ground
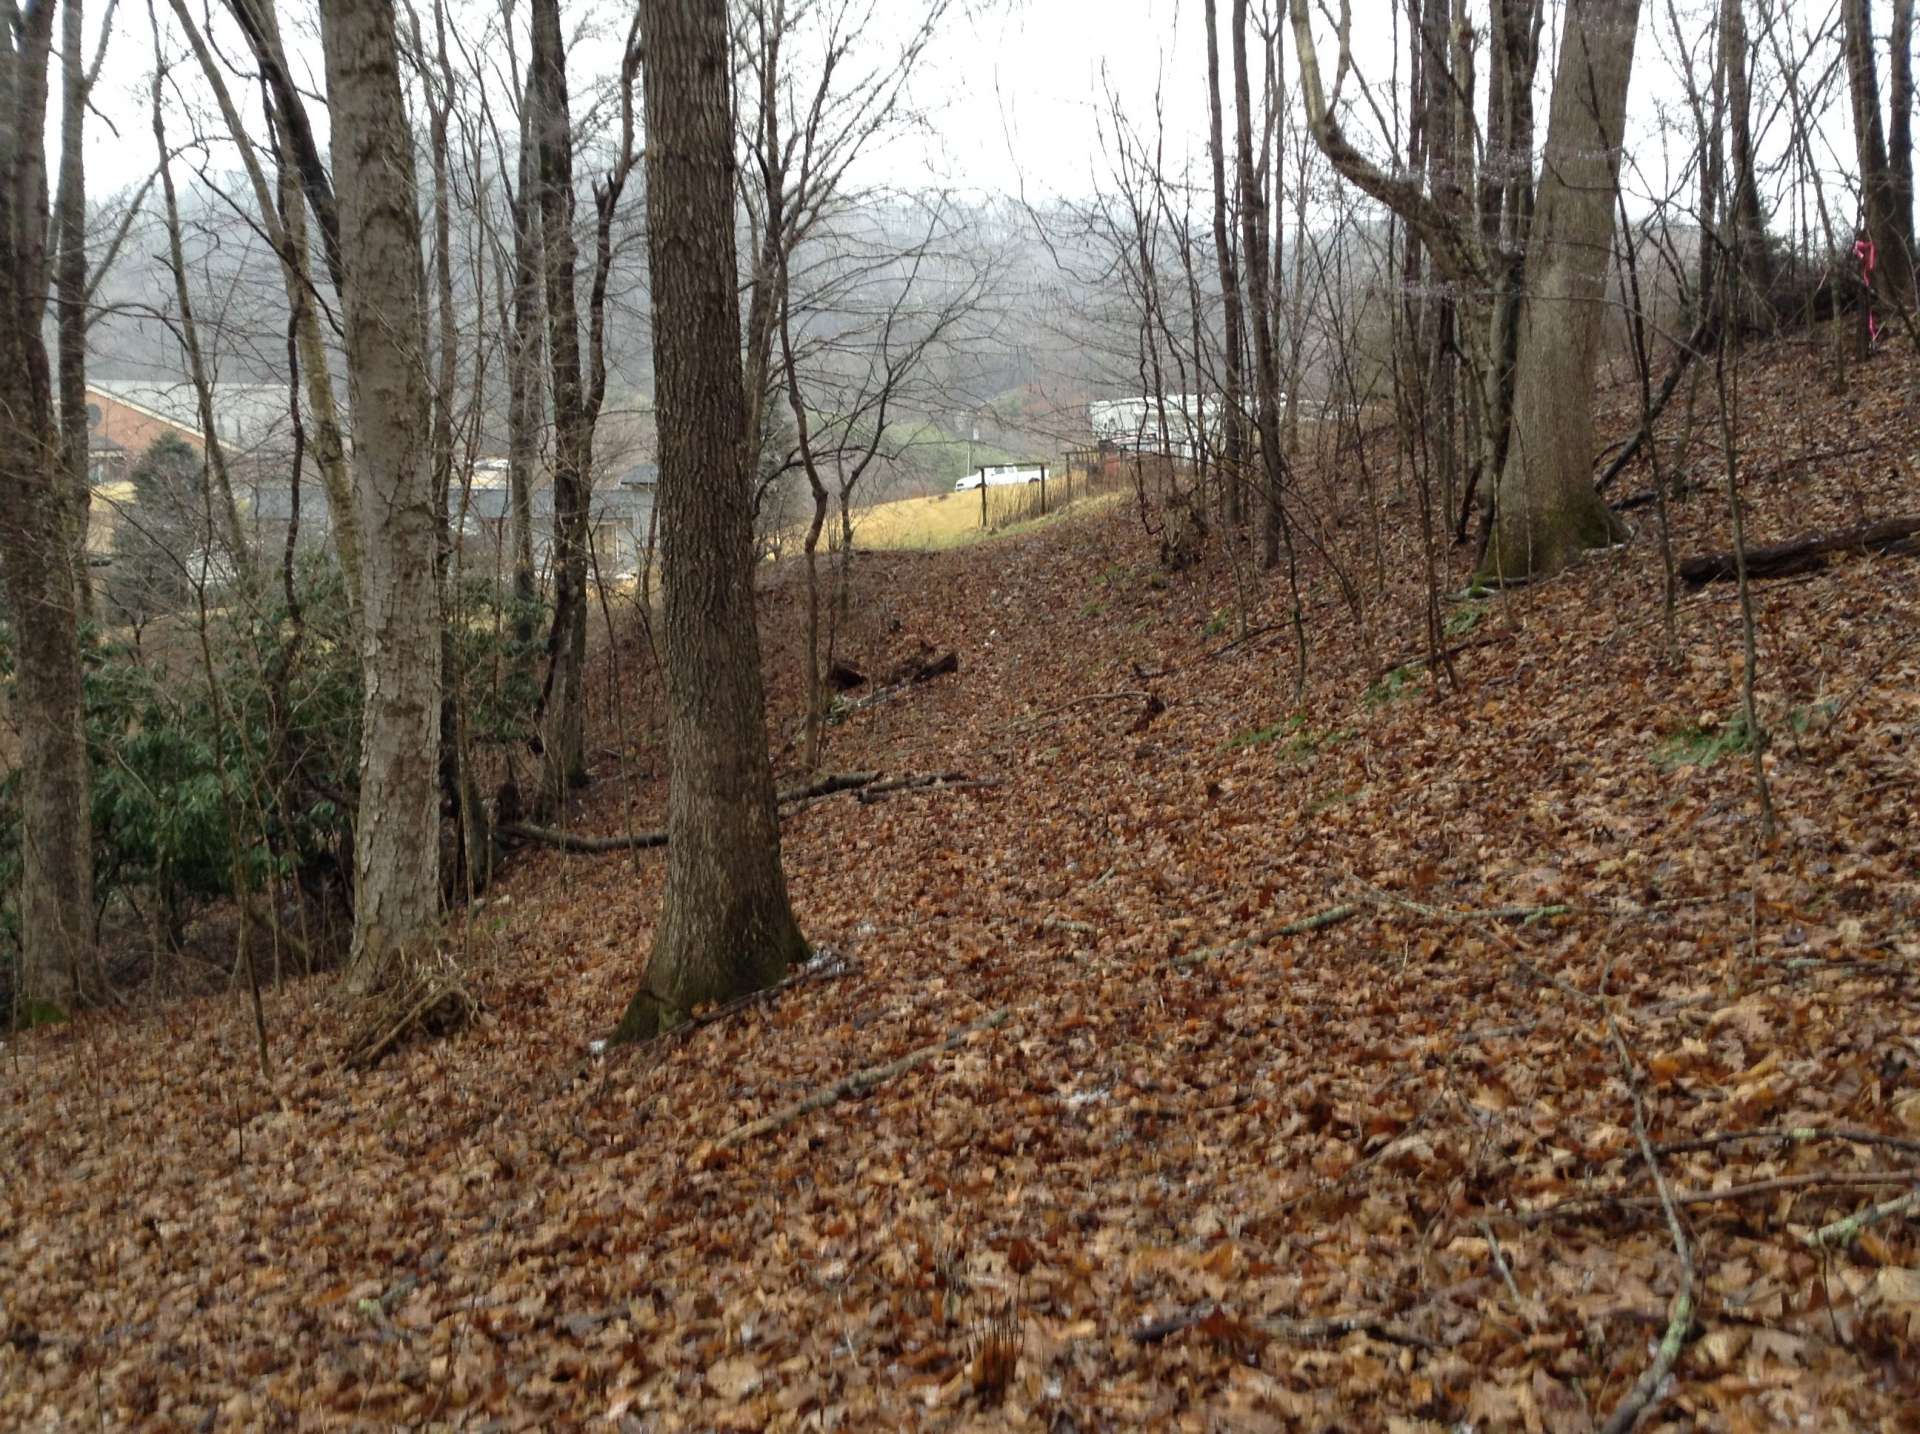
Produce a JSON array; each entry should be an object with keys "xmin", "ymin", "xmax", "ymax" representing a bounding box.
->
[
  {"xmin": 1477, "ymin": 1218, "xmax": 1538, "ymax": 1332},
  {"xmin": 1520, "ymin": 1169, "xmax": 1920, "ymax": 1225},
  {"xmin": 1202, "ymin": 623, "xmax": 1289, "ymax": 660},
  {"xmin": 1598, "ymin": 1012, "xmax": 1696, "ymax": 1434},
  {"xmin": 502, "ymin": 770, "xmax": 988, "ymax": 851},
  {"xmin": 657, "ymin": 952, "xmax": 856, "ymax": 1043},
  {"xmin": 1129, "ymin": 1303, "xmax": 1439, "ymax": 1352},
  {"xmin": 1373, "ymin": 635, "xmax": 1505, "ymax": 679},
  {"xmin": 1651, "ymin": 1126, "xmax": 1920, "ymax": 1161},
  {"xmin": 343, "ymin": 953, "xmax": 475, "ymax": 1070},
  {"xmin": 1009, "ymin": 690, "xmax": 1155, "ymax": 730},
  {"xmin": 714, "ymin": 1007, "xmax": 1012, "ymax": 1151},
  {"xmin": 1804, "ymin": 1188, "xmax": 1920, "ymax": 1249},
  {"xmin": 854, "ymin": 773, "xmax": 1001, "ymax": 804},
  {"xmin": 1278, "ymin": 902, "xmax": 1362, "ymax": 935}
]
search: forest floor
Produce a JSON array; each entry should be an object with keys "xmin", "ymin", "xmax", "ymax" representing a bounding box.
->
[{"xmin": 5, "ymin": 330, "xmax": 1920, "ymax": 1431}]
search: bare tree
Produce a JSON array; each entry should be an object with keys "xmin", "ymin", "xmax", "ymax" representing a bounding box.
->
[
  {"xmin": 1204, "ymin": 0, "xmax": 1248, "ymax": 529},
  {"xmin": 1291, "ymin": 0, "xmax": 1639, "ymax": 581},
  {"xmin": 616, "ymin": 0, "xmax": 808, "ymax": 1042},
  {"xmin": 0, "ymin": 0, "xmax": 97, "ymax": 1015},
  {"xmin": 1233, "ymin": 0, "xmax": 1288, "ymax": 570},
  {"xmin": 187, "ymin": 0, "xmax": 364, "ymax": 624},
  {"xmin": 317, "ymin": 0, "xmax": 442, "ymax": 987},
  {"xmin": 527, "ymin": 0, "xmax": 590, "ymax": 808},
  {"xmin": 146, "ymin": 8, "xmax": 250, "ymax": 570},
  {"xmin": 53, "ymin": 0, "xmax": 114, "ymax": 621},
  {"xmin": 1844, "ymin": 0, "xmax": 1917, "ymax": 308}
]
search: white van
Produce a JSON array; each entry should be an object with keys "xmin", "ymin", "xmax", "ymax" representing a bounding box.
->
[{"xmin": 955, "ymin": 464, "xmax": 1043, "ymax": 491}]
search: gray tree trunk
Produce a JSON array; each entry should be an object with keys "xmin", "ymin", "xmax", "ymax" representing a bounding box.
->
[
  {"xmin": 1891, "ymin": 0, "xmax": 1916, "ymax": 258},
  {"xmin": 1481, "ymin": 0, "xmax": 1640, "ymax": 581},
  {"xmin": 1845, "ymin": 0, "xmax": 1917, "ymax": 308},
  {"xmin": 1231, "ymin": 0, "xmax": 1287, "ymax": 570},
  {"xmin": 1203, "ymin": 0, "xmax": 1247, "ymax": 529},
  {"xmin": 174, "ymin": 0, "xmax": 360, "ymax": 621},
  {"xmin": 1721, "ymin": 0, "xmax": 1775, "ymax": 299},
  {"xmin": 317, "ymin": 0, "xmax": 442, "ymax": 988},
  {"xmin": 0, "ymin": 0, "xmax": 97, "ymax": 1015},
  {"xmin": 54, "ymin": 0, "xmax": 92, "ymax": 623},
  {"xmin": 618, "ymin": 0, "xmax": 808, "ymax": 1043},
  {"xmin": 531, "ymin": 0, "xmax": 591, "ymax": 811},
  {"xmin": 506, "ymin": 83, "xmax": 541, "ymax": 634}
]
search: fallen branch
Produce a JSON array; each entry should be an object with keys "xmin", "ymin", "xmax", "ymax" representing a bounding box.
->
[
  {"xmin": 1129, "ymin": 1303, "xmax": 1438, "ymax": 1352},
  {"xmin": 715, "ymin": 1006, "xmax": 1012, "ymax": 1150},
  {"xmin": 1598, "ymin": 1011, "xmax": 1696, "ymax": 1434},
  {"xmin": 343, "ymin": 952, "xmax": 475, "ymax": 1070},
  {"xmin": 1651, "ymin": 1125, "xmax": 1920, "ymax": 1161},
  {"xmin": 664, "ymin": 952, "xmax": 855, "ymax": 1042},
  {"xmin": 1202, "ymin": 623, "xmax": 1289, "ymax": 661},
  {"xmin": 1477, "ymin": 1219, "xmax": 1539, "ymax": 1332},
  {"xmin": 499, "ymin": 821, "xmax": 667, "ymax": 854},
  {"xmin": 1374, "ymin": 635, "xmax": 1506, "ymax": 679},
  {"xmin": 1517, "ymin": 1169, "xmax": 1920, "ymax": 1227},
  {"xmin": 833, "ymin": 650, "xmax": 960, "ymax": 718},
  {"xmin": 1805, "ymin": 1188, "xmax": 1920, "ymax": 1249},
  {"xmin": 1010, "ymin": 690, "xmax": 1154, "ymax": 729},
  {"xmin": 1278, "ymin": 902, "xmax": 1362, "ymax": 935},
  {"xmin": 1678, "ymin": 514, "xmax": 1920, "ymax": 585},
  {"xmin": 854, "ymin": 772, "xmax": 1001, "ymax": 804},
  {"xmin": 502, "ymin": 770, "xmax": 986, "ymax": 852},
  {"xmin": 1590, "ymin": 313, "xmax": 1714, "ymax": 497},
  {"xmin": 1368, "ymin": 890, "xmax": 1572, "ymax": 926}
]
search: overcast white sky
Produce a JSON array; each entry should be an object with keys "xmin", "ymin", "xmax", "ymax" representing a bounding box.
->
[{"xmin": 72, "ymin": 0, "xmax": 1861, "ymax": 235}]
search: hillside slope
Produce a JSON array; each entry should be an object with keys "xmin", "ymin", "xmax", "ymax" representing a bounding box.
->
[{"xmin": 4, "ymin": 334, "xmax": 1919, "ymax": 1429}]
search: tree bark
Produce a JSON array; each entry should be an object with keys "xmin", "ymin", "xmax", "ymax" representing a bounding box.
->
[
  {"xmin": 1480, "ymin": 0, "xmax": 1640, "ymax": 581},
  {"xmin": 54, "ymin": 0, "xmax": 92, "ymax": 622},
  {"xmin": 506, "ymin": 80, "xmax": 541, "ymax": 636},
  {"xmin": 1232, "ymin": 0, "xmax": 1288, "ymax": 571},
  {"xmin": 1204, "ymin": 0, "xmax": 1248, "ymax": 529},
  {"xmin": 530, "ymin": 0, "xmax": 591, "ymax": 811},
  {"xmin": 0, "ymin": 0, "xmax": 97, "ymax": 1015},
  {"xmin": 169, "ymin": 0, "xmax": 360, "ymax": 615},
  {"xmin": 1892, "ymin": 0, "xmax": 1916, "ymax": 257},
  {"xmin": 618, "ymin": 0, "xmax": 808, "ymax": 1042},
  {"xmin": 416, "ymin": 0, "xmax": 489, "ymax": 899},
  {"xmin": 1845, "ymin": 0, "xmax": 1917, "ymax": 308},
  {"xmin": 148, "ymin": 52, "xmax": 250, "ymax": 572},
  {"xmin": 318, "ymin": 0, "xmax": 442, "ymax": 988},
  {"xmin": 1722, "ymin": 0, "xmax": 1776, "ymax": 300}
]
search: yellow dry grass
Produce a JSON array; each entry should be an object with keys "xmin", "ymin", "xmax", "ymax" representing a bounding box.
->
[{"xmin": 822, "ymin": 482, "xmax": 1122, "ymax": 553}]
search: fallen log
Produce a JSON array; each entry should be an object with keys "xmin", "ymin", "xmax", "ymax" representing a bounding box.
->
[
  {"xmin": 1678, "ymin": 514, "xmax": 1920, "ymax": 586},
  {"xmin": 500, "ymin": 769, "xmax": 928, "ymax": 852}
]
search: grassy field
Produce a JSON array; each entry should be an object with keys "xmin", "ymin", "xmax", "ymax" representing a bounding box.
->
[{"xmin": 831, "ymin": 477, "xmax": 1122, "ymax": 551}]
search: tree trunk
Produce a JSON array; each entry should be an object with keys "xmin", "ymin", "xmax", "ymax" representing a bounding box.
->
[
  {"xmin": 1892, "ymin": 0, "xmax": 1916, "ymax": 258},
  {"xmin": 198, "ymin": 0, "xmax": 362, "ymax": 616},
  {"xmin": 618, "ymin": 0, "xmax": 808, "ymax": 1043},
  {"xmin": 1480, "ymin": 0, "xmax": 1640, "ymax": 582},
  {"xmin": 1846, "ymin": 0, "xmax": 1917, "ymax": 309},
  {"xmin": 1203, "ymin": 0, "xmax": 1248, "ymax": 529},
  {"xmin": 1232, "ymin": 0, "xmax": 1287, "ymax": 571},
  {"xmin": 531, "ymin": 0, "xmax": 591, "ymax": 811},
  {"xmin": 0, "ymin": 0, "xmax": 97, "ymax": 1015},
  {"xmin": 419, "ymin": 0, "xmax": 489, "ymax": 900},
  {"xmin": 1722, "ymin": 0, "xmax": 1776, "ymax": 301},
  {"xmin": 54, "ymin": 0, "xmax": 92, "ymax": 623},
  {"xmin": 149, "ymin": 61, "xmax": 250, "ymax": 572},
  {"xmin": 317, "ymin": 0, "xmax": 442, "ymax": 988},
  {"xmin": 506, "ymin": 84, "xmax": 541, "ymax": 635}
]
